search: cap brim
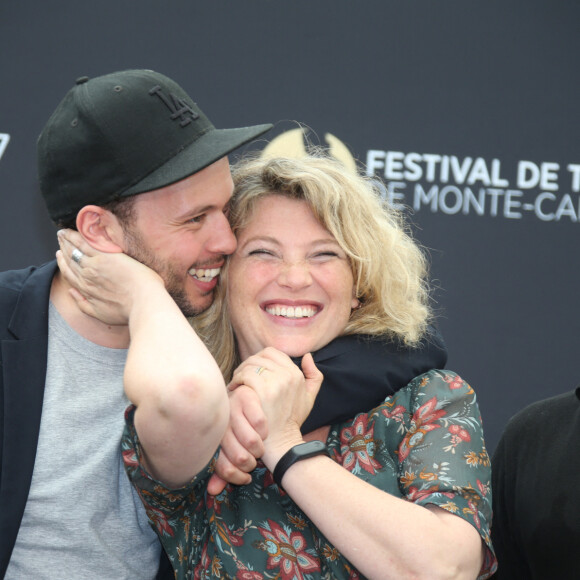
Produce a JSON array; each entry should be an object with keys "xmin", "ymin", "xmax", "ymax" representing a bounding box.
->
[{"xmin": 122, "ymin": 123, "xmax": 272, "ymax": 196}]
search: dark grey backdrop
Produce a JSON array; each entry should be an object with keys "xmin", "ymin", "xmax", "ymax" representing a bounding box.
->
[{"xmin": 1, "ymin": 0, "xmax": 578, "ymax": 453}]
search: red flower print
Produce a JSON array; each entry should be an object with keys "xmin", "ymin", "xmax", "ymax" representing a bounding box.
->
[
  {"xmin": 122, "ymin": 448, "xmax": 139, "ymax": 469},
  {"xmin": 236, "ymin": 572, "xmax": 263, "ymax": 580},
  {"xmin": 382, "ymin": 404, "xmax": 407, "ymax": 433},
  {"xmin": 443, "ymin": 374, "xmax": 465, "ymax": 390},
  {"xmin": 408, "ymin": 485, "xmax": 454, "ymax": 502},
  {"xmin": 145, "ymin": 505, "xmax": 175, "ymax": 538},
  {"xmin": 196, "ymin": 541, "xmax": 211, "ymax": 576},
  {"xmin": 443, "ymin": 424, "xmax": 471, "ymax": 454},
  {"xmin": 213, "ymin": 517, "xmax": 245, "ymax": 547},
  {"xmin": 258, "ymin": 519, "xmax": 320, "ymax": 579},
  {"xmin": 443, "ymin": 373, "xmax": 474, "ymax": 395},
  {"xmin": 477, "ymin": 479, "xmax": 490, "ymax": 497},
  {"xmin": 382, "ymin": 404, "xmax": 406, "ymax": 422},
  {"xmin": 398, "ymin": 397, "xmax": 446, "ymax": 461},
  {"xmin": 337, "ymin": 415, "xmax": 382, "ymax": 475},
  {"xmin": 463, "ymin": 500, "xmax": 481, "ymax": 529},
  {"xmin": 448, "ymin": 424, "xmax": 471, "ymax": 442},
  {"xmin": 208, "ymin": 497, "xmax": 245, "ymax": 547}
]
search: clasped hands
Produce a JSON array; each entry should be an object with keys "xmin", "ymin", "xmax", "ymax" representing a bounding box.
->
[{"xmin": 207, "ymin": 348, "xmax": 323, "ymax": 495}]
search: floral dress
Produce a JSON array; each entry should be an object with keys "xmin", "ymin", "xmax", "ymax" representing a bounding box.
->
[{"xmin": 122, "ymin": 369, "xmax": 497, "ymax": 579}]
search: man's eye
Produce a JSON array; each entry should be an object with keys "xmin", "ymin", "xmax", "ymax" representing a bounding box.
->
[{"xmin": 189, "ymin": 215, "xmax": 204, "ymax": 224}]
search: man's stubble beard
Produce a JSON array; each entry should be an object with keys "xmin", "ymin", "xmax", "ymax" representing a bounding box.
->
[{"xmin": 122, "ymin": 227, "xmax": 212, "ymax": 318}]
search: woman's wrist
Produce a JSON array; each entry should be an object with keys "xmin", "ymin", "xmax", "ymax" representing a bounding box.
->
[
  {"xmin": 272, "ymin": 441, "xmax": 330, "ymax": 489},
  {"xmin": 261, "ymin": 433, "xmax": 305, "ymax": 472}
]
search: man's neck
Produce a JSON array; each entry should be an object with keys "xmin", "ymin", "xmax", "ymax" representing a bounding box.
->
[{"xmin": 50, "ymin": 272, "xmax": 131, "ymax": 349}]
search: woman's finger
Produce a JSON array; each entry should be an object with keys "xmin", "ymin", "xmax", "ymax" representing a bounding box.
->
[{"xmin": 300, "ymin": 353, "xmax": 324, "ymax": 397}]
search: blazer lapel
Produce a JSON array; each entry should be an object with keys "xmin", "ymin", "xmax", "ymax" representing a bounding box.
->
[{"xmin": 0, "ymin": 262, "xmax": 55, "ymax": 574}]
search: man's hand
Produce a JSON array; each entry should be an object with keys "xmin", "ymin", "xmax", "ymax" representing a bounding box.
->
[{"xmin": 207, "ymin": 386, "xmax": 268, "ymax": 495}]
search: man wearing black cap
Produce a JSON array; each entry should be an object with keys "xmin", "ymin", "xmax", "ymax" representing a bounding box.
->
[{"xmin": 0, "ymin": 69, "xmax": 271, "ymax": 579}]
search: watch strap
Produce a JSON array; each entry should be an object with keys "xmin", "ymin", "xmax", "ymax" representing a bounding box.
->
[{"xmin": 273, "ymin": 440, "xmax": 330, "ymax": 489}]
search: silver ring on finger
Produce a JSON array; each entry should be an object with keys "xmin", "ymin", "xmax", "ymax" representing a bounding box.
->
[
  {"xmin": 256, "ymin": 366, "xmax": 267, "ymax": 376},
  {"xmin": 71, "ymin": 248, "xmax": 84, "ymax": 265}
]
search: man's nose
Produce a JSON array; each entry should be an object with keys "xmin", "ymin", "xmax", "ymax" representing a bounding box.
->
[{"xmin": 207, "ymin": 213, "xmax": 237, "ymax": 256}]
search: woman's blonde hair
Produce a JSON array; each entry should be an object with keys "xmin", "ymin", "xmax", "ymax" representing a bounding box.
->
[{"xmin": 193, "ymin": 150, "xmax": 432, "ymax": 379}]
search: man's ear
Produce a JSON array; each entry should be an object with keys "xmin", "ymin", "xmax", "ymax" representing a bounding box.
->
[{"xmin": 75, "ymin": 205, "xmax": 125, "ymax": 252}]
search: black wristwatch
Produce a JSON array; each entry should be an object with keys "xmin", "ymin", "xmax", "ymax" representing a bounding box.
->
[{"xmin": 273, "ymin": 441, "xmax": 330, "ymax": 489}]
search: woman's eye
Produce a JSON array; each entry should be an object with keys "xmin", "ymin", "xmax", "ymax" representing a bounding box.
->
[
  {"xmin": 314, "ymin": 251, "xmax": 339, "ymax": 258},
  {"xmin": 248, "ymin": 249, "xmax": 274, "ymax": 256}
]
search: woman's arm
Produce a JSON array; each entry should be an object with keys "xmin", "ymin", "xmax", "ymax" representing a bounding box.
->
[
  {"xmin": 266, "ymin": 454, "xmax": 484, "ymax": 580},
  {"xmin": 233, "ymin": 353, "xmax": 488, "ymax": 580},
  {"xmin": 57, "ymin": 230, "xmax": 229, "ymax": 488}
]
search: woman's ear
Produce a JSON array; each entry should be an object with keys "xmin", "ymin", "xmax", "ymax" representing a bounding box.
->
[{"xmin": 75, "ymin": 205, "xmax": 125, "ymax": 252}]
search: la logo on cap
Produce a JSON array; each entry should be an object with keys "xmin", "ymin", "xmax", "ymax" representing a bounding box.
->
[{"xmin": 149, "ymin": 85, "xmax": 200, "ymax": 127}]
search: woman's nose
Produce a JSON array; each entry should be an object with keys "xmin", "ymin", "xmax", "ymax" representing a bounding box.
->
[{"xmin": 277, "ymin": 261, "xmax": 313, "ymax": 289}]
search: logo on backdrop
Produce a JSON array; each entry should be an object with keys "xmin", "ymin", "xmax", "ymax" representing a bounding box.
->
[
  {"xmin": 261, "ymin": 128, "xmax": 357, "ymax": 174},
  {"xmin": 0, "ymin": 133, "xmax": 10, "ymax": 163},
  {"xmin": 261, "ymin": 128, "xmax": 579, "ymax": 224}
]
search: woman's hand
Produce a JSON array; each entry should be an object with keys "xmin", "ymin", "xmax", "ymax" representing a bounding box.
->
[
  {"xmin": 229, "ymin": 348, "xmax": 323, "ymax": 469},
  {"xmin": 56, "ymin": 229, "xmax": 164, "ymax": 325}
]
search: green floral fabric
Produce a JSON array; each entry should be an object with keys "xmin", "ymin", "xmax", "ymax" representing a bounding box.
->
[{"xmin": 123, "ymin": 369, "xmax": 497, "ymax": 579}]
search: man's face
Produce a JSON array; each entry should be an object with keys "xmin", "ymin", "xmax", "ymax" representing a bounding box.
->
[{"xmin": 120, "ymin": 157, "xmax": 236, "ymax": 316}]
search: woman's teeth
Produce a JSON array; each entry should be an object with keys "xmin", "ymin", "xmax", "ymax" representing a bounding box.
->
[
  {"xmin": 265, "ymin": 305, "xmax": 316, "ymax": 319},
  {"xmin": 188, "ymin": 267, "xmax": 221, "ymax": 282}
]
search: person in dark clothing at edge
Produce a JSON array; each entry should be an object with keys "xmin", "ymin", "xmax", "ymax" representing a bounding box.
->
[
  {"xmin": 492, "ymin": 388, "xmax": 580, "ymax": 579},
  {"xmin": 0, "ymin": 69, "xmax": 444, "ymax": 578}
]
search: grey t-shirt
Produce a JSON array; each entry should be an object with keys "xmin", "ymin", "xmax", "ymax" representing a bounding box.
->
[{"xmin": 6, "ymin": 303, "xmax": 161, "ymax": 579}]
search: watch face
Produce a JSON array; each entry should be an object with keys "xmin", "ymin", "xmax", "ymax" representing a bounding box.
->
[{"xmin": 295, "ymin": 440, "xmax": 328, "ymax": 457}]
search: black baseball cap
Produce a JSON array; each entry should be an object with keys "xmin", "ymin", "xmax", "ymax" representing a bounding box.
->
[{"xmin": 38, "ymin": 69, "xmax": 272, "ymax": 222}]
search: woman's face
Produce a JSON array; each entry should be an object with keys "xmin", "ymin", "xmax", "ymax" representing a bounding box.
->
[{"xmin": 228, "ymin": 194, "xmax": 359, "ymax": 360}]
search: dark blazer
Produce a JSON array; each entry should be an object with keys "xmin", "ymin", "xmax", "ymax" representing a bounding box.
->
[{"xmin": 0, "ymin": 261, "xmax": 172, "ymax": 579}]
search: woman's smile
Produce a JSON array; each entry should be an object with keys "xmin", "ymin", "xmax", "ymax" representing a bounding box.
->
[{"xmin": 262, "ymin": 300, "xmax": 320, "ymax": 320}]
